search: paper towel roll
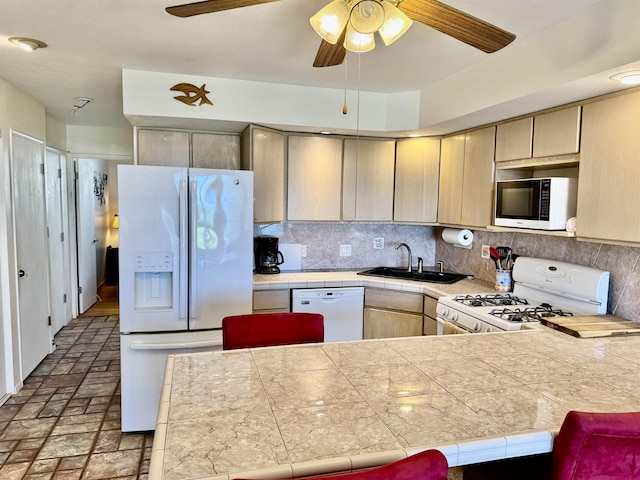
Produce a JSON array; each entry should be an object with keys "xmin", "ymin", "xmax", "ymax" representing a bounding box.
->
[{"xmin": 441, "ymin": 228, "xmax": 474, "ymax": 248}]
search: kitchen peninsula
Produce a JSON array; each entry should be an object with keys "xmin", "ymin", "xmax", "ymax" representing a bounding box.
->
[{"xmin": 149, "ymin": 325, "xmax": 640, "ymax": 480}]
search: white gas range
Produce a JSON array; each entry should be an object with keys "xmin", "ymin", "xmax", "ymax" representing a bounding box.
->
[{"xmin": 436, "ymin": 257, "xmax": 610, "ymax": 334}]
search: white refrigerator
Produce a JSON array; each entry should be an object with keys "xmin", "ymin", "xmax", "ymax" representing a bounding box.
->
[{"xmin": 118, "ymin": 165, "xmax": 253, "ymax": 431}]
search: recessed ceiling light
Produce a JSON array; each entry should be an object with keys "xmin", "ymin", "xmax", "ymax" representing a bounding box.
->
[
  {"xmin": 610, "ymin": 71, "xmax": 640, "ymax": 85},
  {"xmin": 406, "ymin": 133, "xmax": 422, "ymax": 138},
  {"xmin": 9, "ymin": 37, "xmax": 47, "ymax": 51},
  {"xmin": 319, "ymin": 130, "xmax": 333, "ymax": 135}
]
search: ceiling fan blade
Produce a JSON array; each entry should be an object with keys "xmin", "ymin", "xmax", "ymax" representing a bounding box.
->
[
  {"xmin": 313, "ymin": 29, "xmax": 347, "ymax": 68},
  {"xmin": 398, "ymin": 0, "xmax": 516, "ymax": 53},
  {"xmin": 166, "ymin": 0, "xmax": 281, "ymax": 18}
]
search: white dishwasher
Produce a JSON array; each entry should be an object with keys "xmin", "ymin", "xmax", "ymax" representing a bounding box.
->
[{"xmin": 292, "ymin": 287, "xmax": 364, "ymax": 342}]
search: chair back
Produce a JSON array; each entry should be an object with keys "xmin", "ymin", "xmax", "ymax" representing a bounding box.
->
[
  {"xmin": 237, "ymin": 449, "xmax": 448, "ymax": 480},
  {"xmin": 222, "ymin": 312, "xmax": 324, "ymax": 350},
  {"xmin": 550, "ymin": 410, "xmax": 640, "ymax": 480}
]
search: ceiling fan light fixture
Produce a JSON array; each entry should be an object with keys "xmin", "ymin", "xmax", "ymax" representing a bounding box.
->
[
  {"xmin": 378, "ymin": 2, "xmax": 413, "ymax": 46},
  {"xmin": 344, "ymin": 22, "xmax": 375, "ymax": 52},
  {"xmin": 310, "ymin": 0, "xmax": 350, "ymax": 44},
  {"xmin": 349, "ymin": 0, "xmax": 384, "ymax": 34}
]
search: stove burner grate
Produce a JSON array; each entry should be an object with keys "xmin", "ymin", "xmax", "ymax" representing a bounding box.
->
[
  {"xmin": 454, "ymin": 293, "xmax": 529, "ymax": 307},
  {"xmin": 489, "ymin": 303, "xmax": 574, "ymax": 323}
]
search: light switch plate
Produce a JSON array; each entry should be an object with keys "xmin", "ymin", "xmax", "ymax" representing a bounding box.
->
[
  {"xmin": 373, "ymin": 237, "xmax": 384, "ymax": 249},
  {"xmin": 340, "ymin": 244, "xmax": 352, "ymax": 257},
  {"xmin": 481, "ymin": 245, "xmax": 490, "ymax": 259},
  {"xmin": 300, "ymin": 245, "xmax": 307, "ymax": 257}
]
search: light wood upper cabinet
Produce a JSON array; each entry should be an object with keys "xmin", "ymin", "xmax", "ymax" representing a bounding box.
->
[
  {"xmin": 241, "ymin": 126, "xmax": 286, "ymax": 224},
  {"xmin": 192, "ymin": 132, "xmax": 240, "ymax": 169},
  {"xmin": 577, "ymin": 92, "xmax": 640, "ymax": 243},
  {"xmin": 287, "ymin": 135, "xmax": 343, "ymax": 221},
  {"xmin": 496, "ymin": 106, "xmax": 581, "ymax": 162},
  {"xmin": 461, "ymin": 126, "xmax": 496, "ymax": 227},
  {"xmin": 533, "ymin": 106, "xmax": 581, "ymax": 158},
  {"xmin": 438, "ymin": 127, "xmax": 495, "ymax": 228},
  {"xmin": 343, "ymin": 139, "xmax": 396, "ymax": 221},
  {"xmin": 495, "ymin": 117, "xmax": 533, "ymax": 162},
  {"xmin": 137, "ymin": 129, "xmax": 189, "ymax": 167},
  {"xmin": 394, "ymin": 137, "xmax": 440, "ymax": 223},
  {"xmin": 438, "ymin": 134, "xmax": 465, "ymax": 225}
]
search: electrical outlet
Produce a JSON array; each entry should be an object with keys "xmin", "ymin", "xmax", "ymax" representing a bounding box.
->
[
  {"xmin": 373, "ymin": 237, "xmax": 384, "ymax": 249},
  {"xmin": 340, "ymin": 244, "xmax": 352, "ymax": 257},
  {"xmin": 300, "ymin": 245, "xmax": 307, "ymax": 257},
  {"xmin": 481, "ymin": 245, "xmax": 490, "ymax": 259}
]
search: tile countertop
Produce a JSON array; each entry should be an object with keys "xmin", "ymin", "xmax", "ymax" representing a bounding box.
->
[
  {"xmin": 252, "ymin": 270, "xmax": 494, "ymax": 297},
  {"xmin": 150, "ymin": 329, "xmax": 640, "ymax": 480}
]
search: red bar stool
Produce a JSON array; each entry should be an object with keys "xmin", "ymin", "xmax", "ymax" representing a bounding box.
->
[{"xmin": 222, "ymin": 312, "xmax": 324, "ymax": 350}]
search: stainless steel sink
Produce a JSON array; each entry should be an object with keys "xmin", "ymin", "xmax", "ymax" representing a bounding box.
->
[{"xmin": 357, "ymin": 267, "xmax": 472, "ymax": 284}]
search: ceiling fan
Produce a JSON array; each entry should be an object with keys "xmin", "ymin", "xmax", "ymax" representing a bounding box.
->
[{"xmin": 165, "ymin": 0, "xmax": 516, "ymax": 67}]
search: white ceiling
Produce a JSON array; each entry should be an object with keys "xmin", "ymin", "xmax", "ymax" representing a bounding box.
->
[{"xmin": 1, "ymin": 0, "xmax": 639, "ymax": 136}]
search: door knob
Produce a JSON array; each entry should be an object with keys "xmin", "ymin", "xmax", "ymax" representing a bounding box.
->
[{"xmin": 18, "ymin": 269, "xmax": 25, "ymax": 277}]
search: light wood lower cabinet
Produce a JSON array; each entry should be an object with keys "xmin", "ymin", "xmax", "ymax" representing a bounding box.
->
[
  {"xmin": 363, "ymin": 288, "xmax": 423, "ymax": 339},
  {"xmin": 364, "ymin": 308, "xmax": 424, "ymax": 339},
  {"xmin": 252, "ymin": 290, "xmax": 290, "ymax": 313},
  {"xmin": 423, "ymin": 295, "xmax": 438, "ymax": 336}
]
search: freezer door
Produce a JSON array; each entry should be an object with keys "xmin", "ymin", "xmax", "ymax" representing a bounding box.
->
[
  {"xmin": 120, "ymin": 330, "xmax": 223, "ymax": 432},
  {"xmin": 118, "ymin": 165, "xmax": 188, "ymax": 333},
  {"xmin": 188, "ymin": 169, "xmax": 254, "ymax": 329}
]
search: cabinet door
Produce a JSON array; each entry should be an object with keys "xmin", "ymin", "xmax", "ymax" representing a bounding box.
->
[
  {"xmin": 137, "ymin": 129, "xmax": 189, "ymax": 167},
  {"xmin": 394, "ymin": 137, "xmax": 440, "ymax": 223},
  {"xmin": 253, "ymin": 290, "xmax": 290, "ymax": 313},
  {"xmin": 495, "ymin": 117, "xmax": 533, "ymax": 162},
  {"xmin": 192, "ymin": 132, "xmax": 240, "ymax": 169},
  {"xmin": 241, "ymin": 126, "xmax": 286, "ymax": 223},
  {"xmin": 533, "ymin": 106, "xmax": 581, "ymax": 158},
  {"xmin": 437, "ymin": 134, "xmax": 465, "ymax": 224},
  {"xmin": 343, "ymin": 139, "xmax": 395, "ymax": 221},
  {"xmin": 577, "ymin": 93, "xmax": 640, "ymax": 243},
  {"xmin": 461, "ymin": 126, "xmax": 495, "ymax": 228},
  {"xmin": 288, "ymin": 135, "xmax": 343, "ymax": 221},
  {"xmin": 363, "ymin": 308, "xmax": 423, "ymax": 339}
]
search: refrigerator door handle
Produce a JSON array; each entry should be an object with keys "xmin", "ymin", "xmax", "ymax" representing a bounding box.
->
[
  {"xmin": 179, "ymin": 178, "xmax": 188, "ymax": 320},
  {"xmin": 128, "ymin": 340, "xmax": 222, "ymax": 350},
  {"xmin": 189, "ymin": 179, "xmax": 198, "ymax": 322}
]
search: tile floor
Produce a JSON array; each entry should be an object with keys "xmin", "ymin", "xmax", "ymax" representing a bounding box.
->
[{"xmin": 0, "ymin": 314, "xmax": 152, "ymax": 480}]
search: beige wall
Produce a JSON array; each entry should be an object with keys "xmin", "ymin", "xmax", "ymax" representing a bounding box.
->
[{"xmin": 67, "ymin": 125, "xmax": 133, "ymax": 157}]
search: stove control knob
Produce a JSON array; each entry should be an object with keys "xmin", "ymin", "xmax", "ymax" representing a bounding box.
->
[
  {"xmin": 450, "ymin": 311, "xmax": 458, "ymax": 321},
  {"xmin": 473, "ymin": 321, "xmax": 481, "ymax": 332},
  {"xmin": 440, "ymin": 307, "xmax": 449, "ymax": 317}
]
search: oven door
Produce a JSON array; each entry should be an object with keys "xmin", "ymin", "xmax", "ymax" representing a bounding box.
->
[{"xmin": 436, "ymin": 317, "xmax": 471, "ymax": 335}]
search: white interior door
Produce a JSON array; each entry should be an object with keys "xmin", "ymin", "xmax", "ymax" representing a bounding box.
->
[
  {"xmin": 0, "ymin": 131, "xmax": 7, "ymax": 402},
  {"xmin": 75, "ymin": 159, "xmax": 100, "ymax": 314},
  {"xmin": 11, "ymin": 131, "xmax": 52, "ymax": 378},
  {"xmin": 45, "ymin": 148, "xmax": 68, "ymax": 333}
]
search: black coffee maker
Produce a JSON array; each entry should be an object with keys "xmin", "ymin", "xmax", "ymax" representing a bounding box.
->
[{"xmin": 254, "ymin": 235, "xmax": 284, "ymax": 274}]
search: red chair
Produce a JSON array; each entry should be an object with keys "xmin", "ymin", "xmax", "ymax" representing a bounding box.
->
[
  {"xmin": 222, "ymin": 312, "xmax": 324, "ymax": 350},
  {"xmin": 237, "ymin": 449, "xmax": 448, "ymax": 480},
  {"xmin": 465, "ymin": 411, "xmax": 640, "ymax": 480},
  {"xmin": 549, "ymin": 411, "xmax": 640, "ymax": 480}
]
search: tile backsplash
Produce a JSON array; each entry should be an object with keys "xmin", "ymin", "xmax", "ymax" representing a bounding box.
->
[
  {"xmin": 257, "ymin": 223, "xmax": 436, "ymax": 271},
  {"xmin": 257, "ymin": 223, "xmax": 640, "ymax": 322},
  {"xmin": 436, "ymin": 228, "xmax": 640, "ymax": 321}
]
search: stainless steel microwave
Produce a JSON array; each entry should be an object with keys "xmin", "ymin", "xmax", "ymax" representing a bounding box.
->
[{"xmin": 494, "ymin": 177, "xmax": 578, "ymax": 230}]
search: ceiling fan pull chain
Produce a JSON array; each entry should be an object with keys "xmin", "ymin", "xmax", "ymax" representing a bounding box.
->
[{"xmin": 343, "ymin": 55, "xmax": 349, "ymax": 114}]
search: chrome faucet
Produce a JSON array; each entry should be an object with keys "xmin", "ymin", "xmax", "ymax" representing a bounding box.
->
[
  {"xmin": 437, "ymin": 261, "xmax": 444, "ymax": 273},
  {"xmin": 417, "ymin": 257, "xmax": 424, "ymax": 274},
  {"xmin": 395, "ymin": 243, "xmax": 412, "ymax": 272}
]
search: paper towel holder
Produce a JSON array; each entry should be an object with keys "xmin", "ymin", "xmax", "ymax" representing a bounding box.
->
[{"xmin": 441, "ymin": 228, "xmax": 474, "ymax": 249}]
